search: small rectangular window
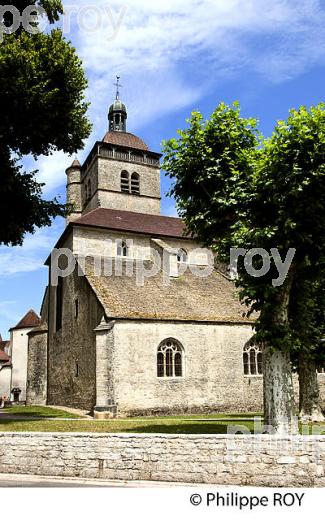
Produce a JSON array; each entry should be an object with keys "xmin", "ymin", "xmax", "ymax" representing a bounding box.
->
[
  {"xmin": 55, "ymin": 277, "xmax": 63, "ymax": 331},
  {"xmin": 75, "ymin": 299, "xmax": 79, "ymax": 319}
]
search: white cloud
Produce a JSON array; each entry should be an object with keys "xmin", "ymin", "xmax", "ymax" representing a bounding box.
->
[
  {"xmin": 0, "ymin": 223, "xmax": 63, "ymax": 276},
  {"xmin": 71, "ymin": 0, "xmax": 325, "ymax": 134},
  {"xmin": 72, "ymin": 0, "xmax": 325, "ymax": 83},
  {"xmin": 29, "ymin": 0, "xmax": 325, "ymax": 193}
]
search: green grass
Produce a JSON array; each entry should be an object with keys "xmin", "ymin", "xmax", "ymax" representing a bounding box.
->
[
  {"xmin": 0, "ymin": 417, "xmax": 259, "ymax": 434},
  {"xmin": 0, "ymin": 410, "xmax": 324, "ymax": 434},
  {"xmin": 1, "ymin": 405, "xmax": 81, "ymax": 419}
]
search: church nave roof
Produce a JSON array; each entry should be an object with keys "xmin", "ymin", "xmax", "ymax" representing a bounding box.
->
[{"xmin": 73, "ymin": 208, "xmax": 189, "ymax": 239}]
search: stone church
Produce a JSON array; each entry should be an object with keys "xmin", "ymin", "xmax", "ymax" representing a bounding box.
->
[
  {"xmin": 25, "ymin": 88, "xmax": 274, "ymax": 417},
  {"xmin": 25, "ymin": 88, "xmax": 265, "ymax": 416}
]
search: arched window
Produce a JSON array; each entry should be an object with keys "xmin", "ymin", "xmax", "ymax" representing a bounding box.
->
[
  {"xmin": 117, "ymin": 240, "xmax": 128, "ymax": 257},
  {"xmin": 131, "ymin": 172, "xmax": 140, "ymax": 194},
  {"xmin": 121, "ymin": 171, "xmax": 130, "ymax": 192},
  {"xmin": 177, "ymin": 248, "xmax": 188, "ymax": 264},
  {"xmin": 243, "ymin": 344, "xmax": 262, "ymax": 376},
  {"xmin": 157, "ymin": 339, "xmax": 184, "ymax": 378}
]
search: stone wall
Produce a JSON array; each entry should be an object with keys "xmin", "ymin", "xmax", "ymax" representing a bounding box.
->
[
  {"xmin": 26, "ymin": 329, "xmax": 48, "ymax": 405},
  {"xmin": 0, "ymin": 366, "xmax": 11, "ymax": 397},
  {"xmin": 0, "ymin": 433, "xmax": 324, "ymax": 487},
  {"xmin": 112, "ymin": 321, "xmax": 260, "ymax": 416},
  {"xmin": 81, "ymin": 156, "xmax": 161, "ymax": 215},
  {"xmin": 73, "ymin": 227, "xmax": 207, "ymax": 266},
  {"xmin": 47, "ymin": 263, "xmax": 104, "ymax": 411},
  {"xmin": 98, "ymin": 156, "xmax": 161, "ymax": 205},
  {"xmin": 10, "ymin": 327, "xmax": 34, "ymax": 402}
]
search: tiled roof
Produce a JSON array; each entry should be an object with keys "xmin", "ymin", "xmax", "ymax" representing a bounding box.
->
[
  {"xmin": 10, "ymin": 309, "xmax": 40, "ymax": 331},
  {"xmin": 102, "ymin": 131, "xmax": 149, "ymax": 151},
  {"xmin": 82, "ymin": 258, "xmax": 255, "ymax": 324},
  {"xmin": 0, "ymin": 350, "xmax": 10, "ymax": 363},
  {"xmin": 0, "ymin": 340, "xmax": 9, "ymax": 352},
  {"xmin": 73, "ymin": 208, "xmax": 189, "ymax": 239}
]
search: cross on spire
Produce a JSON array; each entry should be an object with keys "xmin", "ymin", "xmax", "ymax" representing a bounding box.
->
[{"xmin": 114, "ymin": 75, "xmax": 122, "ymax": 100}]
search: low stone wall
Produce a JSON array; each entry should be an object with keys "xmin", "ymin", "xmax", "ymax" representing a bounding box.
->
[{"xmin": 1, "ymin": 433, "xmax": 325, "ymax": 486}]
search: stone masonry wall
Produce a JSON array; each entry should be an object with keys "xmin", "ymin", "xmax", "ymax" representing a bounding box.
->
[
  {"xmin": 112, "ymin": 321, "xmax": 260, "ymax": 415},
  {"xmin": 47, "ymin": 264, "xmax": 104, "ymax": 411},
  {"xmin": 0, "ymin": 433, "xmax": 325, "ymax": 487},
  {"xmin": 26, "ymin": 331, "xmax": 48, "ymax": 405},
  {"xmin": 97, "ymin": 156, "xmax": 161, "ymax": 215}
]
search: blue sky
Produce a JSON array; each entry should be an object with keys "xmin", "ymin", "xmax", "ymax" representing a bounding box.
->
[{"xmin": 1, "ymin": 0, "xmax": 325, "ymax": 336}]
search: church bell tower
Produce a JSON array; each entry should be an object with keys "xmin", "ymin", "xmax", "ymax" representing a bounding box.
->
[{"xmin": 66, "ymin": 76, "xmax": 162, "ymax": 221}]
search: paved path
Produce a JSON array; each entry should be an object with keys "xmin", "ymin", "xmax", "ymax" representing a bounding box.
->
[
  {"xmin": 0, "ymin": 413, "xmax": 89, "ymax": 421},
  {"xmin": 0, "ymin": 474, "xmax": 186, "ymax": 487}
]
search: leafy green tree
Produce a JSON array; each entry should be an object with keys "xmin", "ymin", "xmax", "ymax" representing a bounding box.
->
[
  {"xmin": 163, "ymin": 102, "xmax": 325, "ymax": 434},
  {"xmin": 0, "ymin": 0, "xmax": 91, "ymax": 245}
]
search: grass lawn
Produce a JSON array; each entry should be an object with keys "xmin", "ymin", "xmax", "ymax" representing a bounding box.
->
[
  {"xmin": 0, "ymin": 417, "xmax": 260, "ymax": 434},
  {"xmin": 0, "ymin": 407, "xmax": 324, "ymax": 434},
  {"xmin": 0, "ymin": 405, "xmax": 81, "ymax": 419}
]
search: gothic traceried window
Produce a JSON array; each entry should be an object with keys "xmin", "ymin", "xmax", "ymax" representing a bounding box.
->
[
  {"xmin": 117, "ymin": 240, "xmax": 129, "ymax": 257},
  {"xmin": 157, "ymin": 339, "xmax": 184, "ymax": 378},
  {"xmin": 121, "ymin": 170, "xmax": 130, "ymax": 192},
  {"xmin": 131, "ymin": 172, "xmax": 140, "ymax": 194},
  {"xmin": 243, "ymin": 344, "xmax": 263, "ymax": 376}
]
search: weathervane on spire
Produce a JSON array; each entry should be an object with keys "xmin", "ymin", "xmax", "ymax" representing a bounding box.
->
[{"xmin": 114, "ymin": 75, "xmax": 122, "ymax": 100}]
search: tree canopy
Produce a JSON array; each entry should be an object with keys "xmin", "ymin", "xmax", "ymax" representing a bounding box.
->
[
  {"xmin": 163, "ymin": 102, "xmax": 325, "ymax": 432},
  {"xmin": 0, "ymin": 0, "xmax": 91, "ymax": 245}
]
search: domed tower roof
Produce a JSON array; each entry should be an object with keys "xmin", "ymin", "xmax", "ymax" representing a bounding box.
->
[
  {"xmin": 108, "ymin": 76, "xmax": 128, "ymax": 133},
  {"xmin": 109, "ymin": 99, "xmax": 127, "ymax": 114}
]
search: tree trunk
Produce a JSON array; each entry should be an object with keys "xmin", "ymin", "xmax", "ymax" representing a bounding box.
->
[
  {"xmin": 263, "ymin": 344, "xmax": 297, "ymax": 434},
  {"xmin": 262, "ymin": 272, "xmax": 298, "ymax": 435},
  {"xmin": 299, "ymin": 351, "xmax": 324, "ymax": 423}
]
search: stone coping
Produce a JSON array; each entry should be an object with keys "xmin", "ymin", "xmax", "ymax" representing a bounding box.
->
[{"xmin": 0, "ymin": 432, "xmax": 324, "ymax": 439}]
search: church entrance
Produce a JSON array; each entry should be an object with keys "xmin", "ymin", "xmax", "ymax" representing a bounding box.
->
[{"xmin": 12, "ymin": 387, "xmax": 21, "ymax": 403}]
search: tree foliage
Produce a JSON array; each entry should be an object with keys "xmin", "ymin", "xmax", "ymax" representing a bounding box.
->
[
  {"xmin": 163, "ymin": 102, "xmax": 325, "ymax": 430},
  {"xmin": 163, "ymin": 102, "xmax": 325, "ymax": 350},
  {"xmin": 0, "ymin": 0, "xmax": 91, "ymax": 245}
]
